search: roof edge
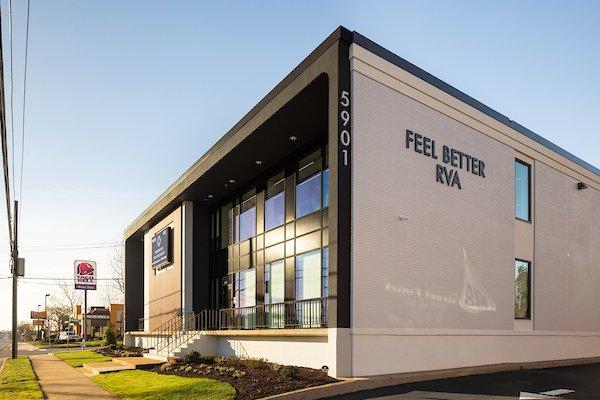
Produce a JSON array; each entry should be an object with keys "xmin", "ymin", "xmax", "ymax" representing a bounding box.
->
[
  {"xmin": 350, "ymin": 31, "xmax": 600, "ymax": 177},
  {"xmin": 124, "ymin": 26, "xmax": 350, "ymax": 238}
]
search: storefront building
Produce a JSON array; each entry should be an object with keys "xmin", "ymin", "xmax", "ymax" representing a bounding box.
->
[
  {"xmin": 72, "ymin": 304, "xmax": 124, "ymax": 339},
  {"xmin": 124, "ymin": 27, "xmax": 600, "ymax": 378}
]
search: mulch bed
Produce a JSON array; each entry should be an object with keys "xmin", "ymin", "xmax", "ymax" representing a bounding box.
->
[
  {"xmin": 153, "ymin": 357, "xmax": 337, "ymax": 400},
  {"xmin": 96, "ymin": 345, "xmax": 146, "ymax": 358}
]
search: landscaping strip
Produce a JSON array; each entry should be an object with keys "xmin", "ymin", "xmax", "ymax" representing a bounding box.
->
[
  {"xmin": 53, "ymin": 349, "xmax": 112, "ymax": 367},
  {"xmin": 0, "ymin": 356, "xmax": 44, "ymax": 400},
  {"xmin": 92, "ymin": 369, "xmax": 236, "ymax": 400},
  {"xmin": 156, "ymin": 352, "xmax": 337, "ymax": 400}
]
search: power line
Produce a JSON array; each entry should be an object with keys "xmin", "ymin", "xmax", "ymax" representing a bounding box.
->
[
  {"xmin": 22, "ymin": 240, "xmax": 123, "ymax": 249},
  {"xmin": 7, "ymin": 0, "xmax": 14, "ymax": 199},
  {"xmin": 18, "ymin": 0, "xmax": 30, "ymax": 209},
  {"xmin": 21, "ymin": 277, "xmax": 117, "ymax": 281},
  {"xmin": 0, "ymin": 0, "xmax": 14, "ymax": 251}
]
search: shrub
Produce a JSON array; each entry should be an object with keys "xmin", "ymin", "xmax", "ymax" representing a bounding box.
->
[
  {"xmin": 279, "ymin": 365, "xmax": 299, "ymax": 379},
  {"xmin": 184, "ymin": 351, "xmax": 215, "ymax": 364},
  {"xmin": 184, "ymin": 351, "xmax": 201, "ymax": 363},
  {"xmin": 103, "ymin": 322, "xmax": 117, "ymax": 346},
  {"xmin": 240, "ymin": 358, "xmax": 266, "ymax": 370}
]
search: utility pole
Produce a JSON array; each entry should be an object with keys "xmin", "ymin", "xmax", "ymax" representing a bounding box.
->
[{"xmin": 11, "ymin": 200, "xmax": 18, "ymax": 358}]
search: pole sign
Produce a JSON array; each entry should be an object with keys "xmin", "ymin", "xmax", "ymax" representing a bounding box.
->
[
  {"xmin": 31, "ymin": 311, "xmax": 47, "ymax": 319},
  {"xmin": 151, "ymin": 227, "xmax": 173, "ymax": 269},
  {"xmin": 74, "ymin": 260, "xmax": 97, "ymax": 290}
]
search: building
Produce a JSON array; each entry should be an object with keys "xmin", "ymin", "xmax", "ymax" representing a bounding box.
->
[
  {"xmin": 124, "ymin": 27, "xmax": 600, "ymax": 378},
  {"xmin": 72, "ymin": 304, "xmax": 124, "ymax": 339}
]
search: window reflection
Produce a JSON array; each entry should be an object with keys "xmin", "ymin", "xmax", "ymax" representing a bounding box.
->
[
  {"xmin": 239, "ymin": 190, "xmax": 256, "ymax": 242},
  {"xmin": 514, "ymin": 260, "xmax": 530, "ymax": 319},
  {"xmin": 515, "ymin": 160, "xmax": 530, "ymax": 221},
  {"xmin": 265, "ymin": 172, "xmax": 285, "ymax": 231}
]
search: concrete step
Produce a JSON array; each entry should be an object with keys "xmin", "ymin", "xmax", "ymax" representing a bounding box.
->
[
  {"xmin": 112, "ymin": 357, "xmax": 164, "ymax": 369},
  {"xmin": 143, "ymin": 353, "xmax": 168, "ymax": 362},
  {"xmin": 82, "ymin": 361, "xmax": 135, "ymax": 375}
]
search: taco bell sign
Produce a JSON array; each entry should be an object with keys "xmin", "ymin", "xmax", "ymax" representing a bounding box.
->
[{"xmin": 74, "ymin": 260, "xmax": 97, "ymax": 290}]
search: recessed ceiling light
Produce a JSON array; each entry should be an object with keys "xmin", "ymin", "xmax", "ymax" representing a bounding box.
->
[
  {"xmin": 289, "ymin": 135, "xmax": 298, "ymax": 141},
  {"xmin": 229, "ymin": 179, "xmax": 235, "ymax": 183},
  {"xmin": 255, "ymin": 160, "xmax": 262, "ymax": 165}
]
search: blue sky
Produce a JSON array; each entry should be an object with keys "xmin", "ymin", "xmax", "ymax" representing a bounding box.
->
[{"xmin": 0, "ymin": 1, "xmax": 598, "ymax": 329}]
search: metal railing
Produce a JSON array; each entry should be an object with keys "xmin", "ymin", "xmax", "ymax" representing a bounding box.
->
[
  {"xmin": 142, "ymin": 311, "xmax": 193, "ymax": 352},
  {"xmin": 203, "ymin": 297, "xmax": 328, "ymax": 330},
  {"xmin": 154, "ymin": 298, "xmax": 327, "ymax": 356}
]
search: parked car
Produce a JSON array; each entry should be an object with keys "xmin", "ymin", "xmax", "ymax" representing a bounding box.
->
[{"xmin": 58, "ymin": 331, "xmax": 81, "ymax": 341}]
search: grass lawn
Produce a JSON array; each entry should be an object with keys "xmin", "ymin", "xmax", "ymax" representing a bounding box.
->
[
  {"xmin": 53, "ymin": 350, "xmax": 112, "ymax": 367},
  {"xmin": 92, "ymin": 370, "xmax": 236, "ymax": 400},
  {"xmin": 36, "ymin": 339, "xmax": 123, "ymax": 348},
  {"xmin": 0, "ymin": 356, "xmax": 44, "ymax": 400}
]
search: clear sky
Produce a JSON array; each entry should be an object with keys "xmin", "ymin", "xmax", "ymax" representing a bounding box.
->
[{"xmin": 0, "ymin": 1, "xmax": 598, "ymax": 330}]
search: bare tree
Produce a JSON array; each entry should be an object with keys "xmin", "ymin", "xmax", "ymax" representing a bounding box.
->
[
  {"xmin": 46, "ymin": 303, "xmax": 71, "ymax": 332},
  {"xmin": 107, "ymin": 246, "xmax": 125, "ymax": 303},
  {"xmin": 17, "ymin": 321, "xmax": 36, "ymax": 341},
  {"xmin": 57, "ymin": 280, "xmax": 83, "ymax": 310},
  {"xmin": 99, "ymin": 284, "xmax": 123, "ymax": 306}
]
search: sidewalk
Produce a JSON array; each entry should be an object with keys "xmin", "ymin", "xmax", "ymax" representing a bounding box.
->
[{"xmin": 30, "ymin": 354, "xmax": 117, "ymax": 400}]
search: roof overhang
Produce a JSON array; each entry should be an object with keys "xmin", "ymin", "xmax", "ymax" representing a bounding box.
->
[{"xmin": 125, "ymin": 26, "xmax": 599, "ymax": 240}]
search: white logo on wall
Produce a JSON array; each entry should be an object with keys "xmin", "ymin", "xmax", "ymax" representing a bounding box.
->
[{"xmin": 74, "ymin": 260, "xmax": 97, "ymax": 291}]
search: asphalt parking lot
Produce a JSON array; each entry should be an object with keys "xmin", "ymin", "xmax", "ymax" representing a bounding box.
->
[{"xmin": 326, "ymin": 363, "xmax": 600, "ymax": 400}]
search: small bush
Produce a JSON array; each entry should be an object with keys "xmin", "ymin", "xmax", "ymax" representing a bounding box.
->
[
  {"xmin": 240, "ymin": 358, "xmax": 266, "ymax": 370},
  {"xmin": 103, "ymin": 322, "xmax": 117, "ymax": 346},
  {"xmin": 279, "ymin": 365, "xmax": 299, "ymax": 379},
  {"xmin": 184, "ymin": 351, "xmax": 201, "ymax": 363},
  {"xmin": 184, "ymin": 351, "xmax": 216, "ymax": 364}
]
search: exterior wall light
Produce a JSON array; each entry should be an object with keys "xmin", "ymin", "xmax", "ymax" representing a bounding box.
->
[
  {"xmin": 255, "ymin": 160, "xmax": 262, "ymax": 165},
  {"xmin": 577, "ymin": 182, "xmax": 588, "ymax": 190},
  {"xmin": 289, "ymin": 135, "xmax": 298, "ymax": 141}
]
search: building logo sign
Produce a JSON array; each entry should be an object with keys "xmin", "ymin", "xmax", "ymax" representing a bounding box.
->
[
  {"xmin": 405, "ymin": 129, "xmax": 486, "ymax": 190},
  {"xmin": 152, "ymin": 227, "xmax": 173, "ymax": 269},
  {"xmin": 74, "ymin": 260, "xmax": 97, "ymax": 290}
]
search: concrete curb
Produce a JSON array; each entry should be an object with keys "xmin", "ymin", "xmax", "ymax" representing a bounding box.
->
[{"xmin": 259, "ymin": 356, "xmax": 600, "ymax": 400}]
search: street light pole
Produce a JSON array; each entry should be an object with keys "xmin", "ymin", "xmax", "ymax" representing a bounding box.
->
[
  {"xmin": 37, "ymin": 304, "xmax": 40, "ymax": 341},
  {"xmin": 44, "ymin": 294, "xmax": 50, "ymax": 346}
]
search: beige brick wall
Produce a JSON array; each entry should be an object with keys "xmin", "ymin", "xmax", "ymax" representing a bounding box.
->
[
  {"xmin": 352, "ymin": 71, "xmax": 515, "ymax": 330},
  {"xmin": 534, "ymin": 162, "xmax": 600, "ymax": 331}
]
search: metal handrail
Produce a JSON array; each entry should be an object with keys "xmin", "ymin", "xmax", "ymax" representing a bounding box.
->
[
  {"xmin": 154, "ymin": 298, "xmax": 328, "ymax": 356},
  {"xmin": 150, "ymin": 311, "xmax": 194, "ymax": 352}
]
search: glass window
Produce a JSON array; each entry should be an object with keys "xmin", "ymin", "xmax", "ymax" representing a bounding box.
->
[
  {"xmin": 322, "ymin": 247, "xmax": 329, "ymax": 298},
  {"xmin": 295, "ymin": 249, "xmax": 322, "ymax": 300},
  {"xmin": 236, "ymin": 268, "xmax": 256, "ymax": 308},
  {"xmin": 322, "ymin": 168, "xmax": 329, "ymax": 208},
  {"xmin": 265, "ymin": 172, "xmax": 285, "ymax": 231},
  {"xmin": 514, "ymin": 260, "xmax": 531, "ymax": 319},
  {"xmin": 239, "ymin": 190, "xmax": 256, "ymax": 242},
  {"xmin": 296, "ymin": 150, "xmax": 322, "ymax": 218},
  {"xmin": 264, "ymin": 260, "xmax": 284, "ymax": 304},
  {"xmin": 220, "ymin": 203, "xmax": 233, "ymax": 249},
  {"xmin": 515, "ymin": 160, "xmax": 530, "ymax": 221}
]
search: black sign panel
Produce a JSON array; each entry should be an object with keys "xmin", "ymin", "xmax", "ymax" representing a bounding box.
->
[{"xmin": 151, "ymin": 227, "xmax": 172, "ymax": 269}]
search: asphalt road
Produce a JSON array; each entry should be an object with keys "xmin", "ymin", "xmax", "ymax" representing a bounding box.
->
[{"xmin": 327, "ymin": 364, "xmax": 600, "ymax": 400}]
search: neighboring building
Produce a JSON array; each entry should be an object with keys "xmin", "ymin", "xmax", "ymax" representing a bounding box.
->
[
  {"xmin": 71, "ymin": 304, "xmax": 124, "ymax": 339},
  {"xmin": 124, "ymin": 27, "xmax": 600, "ymax": 378}
]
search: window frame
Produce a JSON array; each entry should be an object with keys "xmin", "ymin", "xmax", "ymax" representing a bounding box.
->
[
  {"xmin": 515, "ymin": 158, "xmax": 532, "ymax": 223},
  {"xmin": 514, "ymin": 258, "xmax": 532, "ymax": 320}
]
